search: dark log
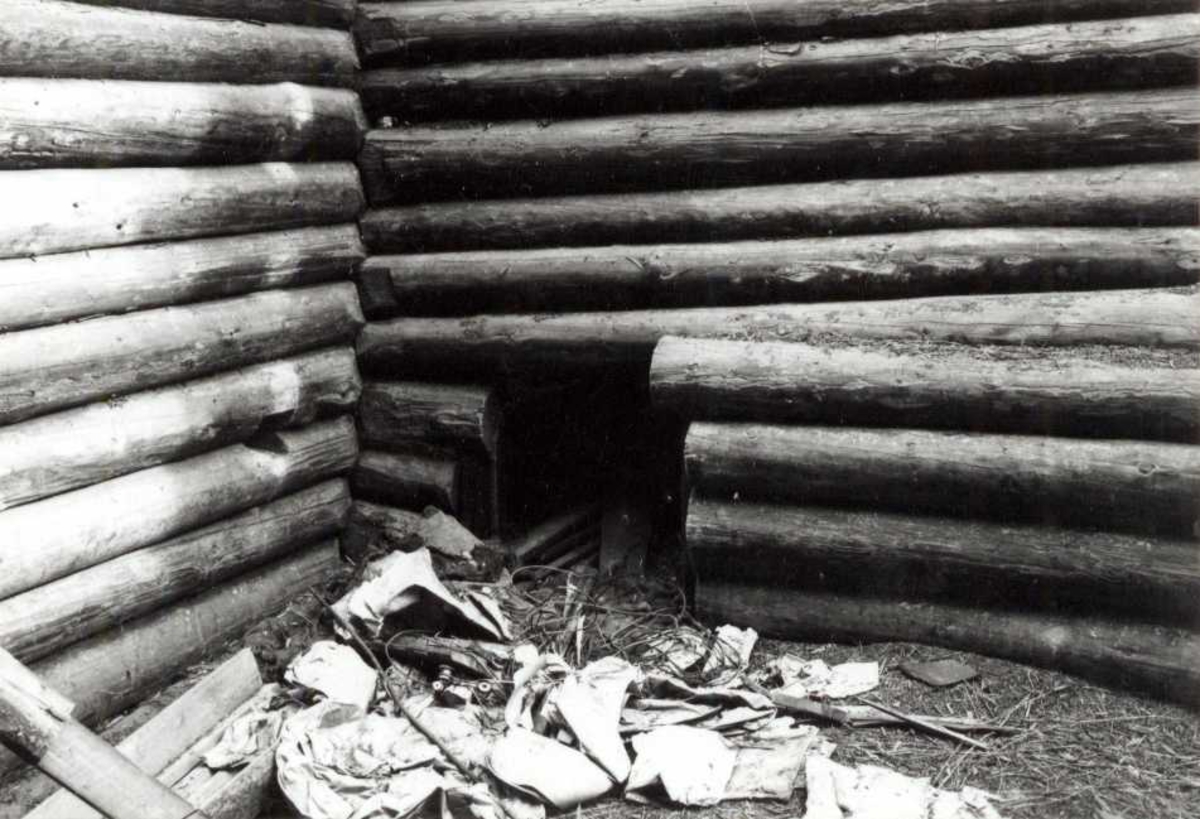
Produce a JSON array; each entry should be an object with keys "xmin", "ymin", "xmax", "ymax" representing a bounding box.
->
[
  {"xmin": 360, "ymin": 161, "xmax": 1200, "ymax": 253},
  {"xmin": 352, "ymin": 450, "xmax": 459, "ymax": 512},
  {"xmin": 0, "ymin": 80, "xmax": 364, "ymax": 170},
  {"xmin": 69, "ymin": 1, "xmax": 357, "ymax": 28},
  {"xmin": 650, "ymin": 335, "xmax": 1200, "ymax": 441},
  {"xmin": 358, "ymin": 88, "xmax": 1199, "ymax": 202},
  {"xmin": 684, "ymin": 422, "xmax": 1200, "ymax": 537},
  {"xmin": 357, "ymin": 286, "xmax": 1200, "ymax": 373},
  {"xmin": 361, "ymin": 227, "xmax": 1200, "ymax": 315},
  {"xmin": 355, "ymin": 0, "xmax": 1194, "ymax": 65},
  {"xmin": 0, "ymin": 283, "xmax": 363, "ymax": 426},
  {"xmin": 342, "ymin": 500, "xmax": 424, "ymax": 562},
  {"xmin": 0, "ymin": 162, "xmax": 364, "ymax": 260},
  {"xmin": 0, "ymin": 0, "xmax": 358, "ymax": 86},
  {"xmin": 696, "ymin": 581, "xmax": 1200, "ymax": 707},
  {"xmin": 0, "ymin": 225, "xmax": 364, "ymax": 333},
  {"xmin": 359, "ymin": 381, "xmax": 500, "ymax": 455},
  {"xmin": 362, "ymin": 13, "xmax": 1200, "ymax": 120},
  {"xmin": 0, "ymin": 417, "xmax": 357, "ymax": 600},
  {"xmin": 686, "ymin": 496, "xmax": 1200, "ymax": 623},
  {"xmin": 0, "ymin": 480, "xmax": 350, "ymax": 664}
]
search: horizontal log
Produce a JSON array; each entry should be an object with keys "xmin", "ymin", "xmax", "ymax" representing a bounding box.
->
[
  {"xmin": 359, "ymin": 88, "xmax": 1199, "ymax": 202},
  {"xmin": 360, "ymin": 162, "xmax": 1200, "ymax": 253},
  {"xmin": 687, "ymin": 497, "xmax": 1200, "ymax": 622},
  {"xmin": 0, "ymin": 283, "xmax": 363, "ymax": 426},
  {"xmin": 0, "ymin": 79, "xmax": 365, "ymax": 170},
  {"xmin": 359, "ymin": 381, "xmax": 500, "ymax": 455},
  {"xmin": 361, "ymin": 227, "xmax": 1200, "ymax": 315},
  {"xmin": 0, "ymin": 481, "xmax": 349, "ymax": 664},
  {"xmin": 352, "ymin": 450, "xmax": 459, "ymax": 512},
  {"xmin": 69, "ymin": 1, "xmax": 357, "ymax": 28},
  {"xmin": 0, "ymin": 0, "xmax": 358, "ymax": 85},
  {"xmin": 696, "ymin": 581, "xmax": 1200, "ymax": 707},
  {"xmin": 362, "ymin": 13, "xmax": 1200, "ymax": 120},
  {"xmin": 357, "ymin": 286, "xmax": 1200, "ymax": 373},
  {"xmin": 343, "ymin": 500, "xmax": 424, "ymax": 562},
  {"xmin": 0, "ymin": 162, "xmax": 364, "ymax": 260},
  {"xmin": 684, "ymin": 422, "xmax": 1200, "ymax": 537},
  {"xmin": 0, "ymin": 416, "xmax": 357, "ymax": 600},
  {"xmin": 650, "ymin": 335, "xmax": 1200, "ymax": 441},
  {"xmin": 356, "ymin": 0, "xmax": 1193, "ymax": 64},
  {"xmin": 0, "ymin": 225, "xmax": 364, "ymax": 333},
  {"xmin": 0, "ymin": 542, "xmax": 339, "ymax": 781}
]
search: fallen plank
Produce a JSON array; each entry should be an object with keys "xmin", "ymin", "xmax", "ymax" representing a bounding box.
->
[
  {"xmin": 68, "ymin": 0, "xmax": 357, "ymax": 28},
  {"xmin": 352, "ymin": 450, "xmax": 459, "ymax": 512},
  {"xmin": 507, "ymin": 504, "xmax": 601, "ymax": 565}
]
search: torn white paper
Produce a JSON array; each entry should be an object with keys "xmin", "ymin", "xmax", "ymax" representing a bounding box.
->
[
  {"xmin": 625, "ymin": 726, "xmax": 736, "ymax": 807},
  {"xmin": 285, "ymin": 641, "xmax": 379, "ymax": 711},
  {"xmin": 805, "ymin": 757, "xmax": 1004, "ymax": 819}
]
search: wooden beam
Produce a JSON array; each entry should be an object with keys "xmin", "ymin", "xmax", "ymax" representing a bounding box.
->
[
  {"xmin": 68, "ymin": 1, "xmax": 357, "ymax": 28},
  {"xmin": 359, "ymin": 381, "xmax": 500, "ymax": 455},
  {"xmin": 342, "ymin": 500, "xmax": 422, "ymax": 562},
  {"xmin": 352, "ymin": 451, "xmax": 459, "ymax": 512}
]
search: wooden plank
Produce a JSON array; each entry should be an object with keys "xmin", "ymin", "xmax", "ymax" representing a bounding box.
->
[
  {"xmin": 68, "ymin": 1, "xmax": 357, "ymax": 28},
  {"xmin": 352, "ymin": 450, "xmax": 459, "ymax": 512},
  {"xmin": 507, "ymin": 504, "xmax": 601, "ymax": 564},
  {"xmin": 359, "ymin": 381, "xmax": 500, "ymax": 455}
]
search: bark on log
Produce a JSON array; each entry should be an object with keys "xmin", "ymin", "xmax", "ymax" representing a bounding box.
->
[
  {"xmin": 357, "ymin": 286, "xmax": 1200, "ymax": 373},
  {"xmin": 0, "ymin": 543, "xmax": 339, "ymax": 781},
  {"xmin": 684, "ymin": 422, "xmax": 1200, "ymax": 537},
  {"xmin": 356, "ymin": 0, "xmax": 1193, "ymax": 65},
  {"xmin": 359, "ymin": 381, "xmax": 500, "ymax": 455},
  {"xmin": 0, "ymin": 225, "xmax": 364, "ymax": 333},
  {"xmin": 352, "ymin": 451, "xmax": 459, "ymax": 512},
  {"xmin": 0, "ymin": 348, "xmax": 359, "ymax": 512},
  {"xmin": 343, "ymin": 501, "xmax": 424, "ymax": 562},
  {"xmin": 0, "ymin": 80, "xmax": 364, "ymax": 170},
  {"xmin": 696, "ymin": 581, "xmax": 1200, "ymax": 707},
  {"xmin": 686, "ymin": 497, "xmax": 1200, "ymax": 623},
  {"xmin": 0, "ymin": 481, "xmax": 350, "ymax": 664},
  {"xmin": 0, "ymin": 162, "xmax": 364, "ymax": 260},
  {"xmin": 362, "ymin": 13, "xmax": 1200, "ymax": 120},
  {"xmin": 361, "ymin": 227, "xmax": 1200, "ymax": 315},
  {"xmin": 0, "ymin": 417, "xmax": 357, "ymax": 600},
  {"xmin": 358, "ymin": 89, "xmax": 1200, "ymax": 203},
  {"xmin": 650, "ymin": 335, "xmax": 1200, "ymax": 442},
  {"xmin": 0, "ymin": 283, "xmax": 363, "ymax": 426},
  {"xmin": 0, "ymin": 0, "xmax": 358, "ymax": 85},
  {"xmin": 69, "ymin": 1, "xmax": 357, "ymax": 28},
  {"xmin": 360, "ymin": 162, "xmax": 1200, "ymax": 253}
]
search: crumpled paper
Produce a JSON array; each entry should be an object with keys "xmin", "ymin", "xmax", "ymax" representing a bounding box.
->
[
  {"xmin": 203, "ymin": 703, "xmax": 289, "ymax": 770},
  {"xmin": 626, "ymin": 726, "xmax": 735, "ymax": 806},
  {"xmin": 619, "ymin": 699, "xmax": 721, "ymax": 734},
  {"xmin": 768, "ymin": 656, "xmax": 880, "ymax": 700},
  {"xmin": 487, "ymin": 728, "xmax": 614, "ymax": 810},
  {"xmin": 805, "ymin": 757, "xmax": 1004, "ymax": 819},
  {"xmin": 543, "ymin": 656, "xmax": 639, "ymax": 782},
  {"xmin": 285, "ymin": 641, "xmax": 379, "ymax": 711}
]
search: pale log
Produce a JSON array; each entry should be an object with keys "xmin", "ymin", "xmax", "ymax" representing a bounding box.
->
[
  {"xmin": 0, "ymin": 283, "xmax": 363, "ymax": 426},
  {"xmin": 696, "ymin": 581, "xmax": 1200, "ymax": 706},
  {"xmin": 360, "ymin": 162, "xmax": 1200, "ymax": 253},
  {"xmin": 358, "ymin": 89, "xmax": 1199, "ymax": 202},
  {"xmin": 359, "ymin": 381, "xmax": 500, "ymax": 455},
  {"xmin": 684, "ymin": 422, "xmax": 1200, "ymax": 536},
  {"xmin": 0, "ymin": 417, "xmax": 357, "ymax": 600},
  {"xmin": 0, "ymin": 1, "xmax": 357, "ymax": 86},
  {"xmin": 353, "ymin": 450, "xmax": 459, "ymax": 511},
  {"xmin": 362, "ymin": 14, "xmax": 1200, "ymax": 119},
  {"xmin": 69, "ymin": 1, "xmax": 357, "ymax": 28},
  {"xmin": 0, "ymin": 225, "xmax": 364, "ymax": 333},
  {"xmin": 0, "ymin": 80, "xmax": 364, "ymax": 170},
  {"xmin": 362, "ymin": 227, "xmax": 1200, "ymax": 314},
  {"xmin": 0, "ymin": 481, "xmax": 350, "ymax": 663},
  {"xmin": 0, "ymin": 163, "xmax": 364, "ymax": 260},
  {"xmin": 356, "ymin": 0, "xmax": 1192, "ymax": 64},
  {"xmin": 650, "ymin": 335, "xmax": 1200, "ymax": 441}
]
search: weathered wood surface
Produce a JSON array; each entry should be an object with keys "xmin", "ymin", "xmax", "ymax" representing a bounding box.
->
[
  {"xmin": 0, "ymin": 417, "xmax": 357, "ymax": 600},
  {"xmin": 684, "ymin": 422, "xmax": 1200, "ymax": 536},
  {"xmin": 507, "ymin": 504, "xmax": 601, "ymax": 565},
  {"xmin": 0, "ymin": 80, "xmax": 365, "ymax": 170},
  {"xmin": 0, "ymin": 481, "xmax": 349, "ymax": 664},
  {"xmin": 0, "ymin": 0, "xmax": 358, "ymax": 85},
  {"xmin": 697, "ymin": 581, "xmax": 1200, "ymax": 707},
  {"xmin": 353, "ymin": 451, "xmax": 459, "ymax": 512},
  {"xmin": 69, "ymin": 0, "xmax": 357, "ymax": 28},
  {"xmin": 686, "ymin": 497, "xmax": 1200, "ymax": 622},
  {"xmin": 356, "ymin": 0, "xmax": 1194, "ymax": 64},
  {"xmin": 0, "ymin": 225, "xmax": 364, "ymax": 333},
  {"xmin": 362, "ymin": 13, "xmax": 1200, "ymax": 119},
  {"xmin": 343, "ymin": 501, "xmax": 424, "ymax": 562},
  {"xmin": 650, "ymin": 336, "xmax": 1200, "ymax": 441},
  {"xmin": 358, "ymin": 286, "xmax": 1200, "ymax": 372},
  {"xmin": 0, "ymin": 348, "xmax": 359, "ymax": 512},
  {"xmin": 0, "ymin": 283, "xmax": 363, "ymax": 426},
  {"xmin": 361, "ymin": 227, "xmax": 1200, "ymax": 315},
  {"xmin": 0, "ymin": 163, "xmax": 364, "ymax": 260},
  {"xmin": 359, "ymin": 89, "xmax": 1200, "ymax": 202},
  {"xmin": 360, "ymin": 162, "xmax": 1200, "ymax": 253},
  {"xmin": 359, "ymin": 381, "xmax": 500, "ymax": 455}
]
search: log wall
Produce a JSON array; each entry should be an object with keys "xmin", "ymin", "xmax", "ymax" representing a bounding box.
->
[{"xmin": 0, "ymin": 0, "xmax": 365, "ymax": 789}]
